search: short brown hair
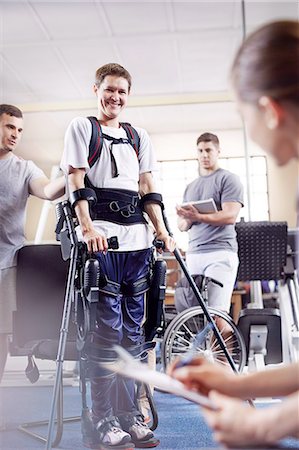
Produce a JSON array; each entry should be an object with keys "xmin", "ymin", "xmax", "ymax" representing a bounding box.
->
[
  {"xmin": 95, "ymin": 63, "xmax": 132, "ymax": 93},
  {"xmin": 231, "ymin": 20, "xmax": 299, "ymax": 105},
  {"xmin": 196, "ymin": 132, "xmax": 219, "ymax": 147},
  {"xmin": 0, "ymin": 104, "xmax": 23, "ymax": 119}
]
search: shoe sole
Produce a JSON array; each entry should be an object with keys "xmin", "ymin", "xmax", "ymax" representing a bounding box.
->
[
  {"xmin": 83, "ymin": 441, "xmax": 135, "ymax": 450},
  {"xmin": 133, "ymin": 438, "xmax": 160, "ymax": 448}
]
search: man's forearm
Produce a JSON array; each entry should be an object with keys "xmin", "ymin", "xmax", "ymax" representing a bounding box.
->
[
  {"xmin": 144, "ymin": 202, "xmax": 168, "ymax": 236},
  {"xmin": 197, "ymin": 210, "xmax": 236, "ymax": 226},
  {"xmin": 68, "ymin": 173, "xmax": 94, "ymax": 234},
  {"xmin": 43, "ymin": 176, "xmax": 65, "ymax": 200},
  {"xmin": 139, "ymin": 172, "xmax": 168, "ymax": 236}
]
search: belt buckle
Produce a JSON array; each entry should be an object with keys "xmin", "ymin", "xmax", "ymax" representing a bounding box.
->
[
  {"xmin": 110, "ymin": 201, "xmax": 120, "ymax": 212},
  {"xmin": 132, "ymin": 196, "xmax": 139, "ymax": 207},
  {"xmin": 121, "ymin": 205, "xmax": 136, "ymax": 218}
]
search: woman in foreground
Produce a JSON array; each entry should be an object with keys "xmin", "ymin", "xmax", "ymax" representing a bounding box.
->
[{"xmin": 171, "ymin": 19, "xmax": 299, "ymax": 448}]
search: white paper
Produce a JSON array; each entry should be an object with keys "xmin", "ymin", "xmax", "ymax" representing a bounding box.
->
[{"xmin": 107, "ymin": 348, "xmax": 216, "ymax": 410}]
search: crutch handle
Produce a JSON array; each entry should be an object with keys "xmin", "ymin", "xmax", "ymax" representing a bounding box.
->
[
  {"xmin": 107, "ymin": 236, "xmax": 119, "ymax": 250},
  {"xmin": 153, "ymin": 238, "xmax": 165, "ymax": 250}
]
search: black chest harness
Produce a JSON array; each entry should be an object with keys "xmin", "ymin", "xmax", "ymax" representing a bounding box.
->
[{"xmin": 86, "ymin": 117, "xmax": 145, "ymax": 225}]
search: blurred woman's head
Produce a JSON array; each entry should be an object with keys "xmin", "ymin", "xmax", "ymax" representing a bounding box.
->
[{"xmin": 231, "ymin": 20, "xmax": 299, "ymax": 165}]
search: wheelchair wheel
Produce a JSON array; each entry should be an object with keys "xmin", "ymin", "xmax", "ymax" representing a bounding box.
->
[{"xmin": 161, "ymin": 306, "xmax": 246, "ymax": 372}]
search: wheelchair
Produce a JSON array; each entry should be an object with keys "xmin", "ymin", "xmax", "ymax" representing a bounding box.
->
[
  {"xmin": 44, "ymin": 199, "xmax": 165, "ymax": 449},
  {"xmin": 161, "ymin": 275, "xmax": 246, "ymax": 371}
]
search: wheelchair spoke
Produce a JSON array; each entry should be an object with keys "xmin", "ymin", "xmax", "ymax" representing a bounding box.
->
[
  {"xmin": 162, "ymin": 307, "xmax": 246, "ymax": 372},
  {"xmin": 173, "ymin": 333, "xmax": 193, "ymax": 347},
  {"xmin": 182, "ymin": 323, "xmax": 196, "ymax": 340}
]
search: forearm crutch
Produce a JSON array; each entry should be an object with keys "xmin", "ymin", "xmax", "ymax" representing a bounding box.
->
[{"xmin": 45, "ymin": 201, "xmax": 80, "ymax": 450}]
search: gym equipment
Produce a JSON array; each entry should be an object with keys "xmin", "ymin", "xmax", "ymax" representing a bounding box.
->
[
  {"xmin": 236, "ymin": 221, "xmax": 299, "ymax": 371},
  {"xmin": 278, "ymin": 228, "xmax": 299, "ymax": 364}
]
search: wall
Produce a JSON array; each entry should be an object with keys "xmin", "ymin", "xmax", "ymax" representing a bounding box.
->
[{"xmin": 267, "ymin": 159, "xmax": 298, "ymax": 227}]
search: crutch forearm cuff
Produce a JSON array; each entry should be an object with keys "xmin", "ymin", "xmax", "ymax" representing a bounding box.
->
[
  {"xmin": 69, "ymin": 188, "xmax": 97, "ymax": 209},
  {"xmin": 139, "ymin": 192, "xmax": 164, "ymax": 211}
]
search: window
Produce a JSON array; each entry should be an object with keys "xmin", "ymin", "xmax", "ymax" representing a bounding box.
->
[{"xmin": 157, "ymin": 156, "xmax": 269, "ymax": 250}]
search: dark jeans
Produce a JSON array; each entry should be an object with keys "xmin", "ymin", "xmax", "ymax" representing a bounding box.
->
[{"xmin": 89, "ymin": 248, "xmax": 152, "ymax": 421}]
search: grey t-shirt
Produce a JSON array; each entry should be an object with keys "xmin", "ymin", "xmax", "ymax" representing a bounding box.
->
[
  {"xmin": 0, "ymin": 154, "xmax": 45, "ymax": 269},
  {"xmin": 183, "ymin": 168, "xmax": 244, "ymax": 253}
]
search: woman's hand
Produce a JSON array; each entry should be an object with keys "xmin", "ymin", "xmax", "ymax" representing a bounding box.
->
[
  {"xmin": 203, "ymin": 391, "xmax": 278, "ymax": 448},
  {"xmin": 168, "ymin": 357, "xmax": 237, "ymax": 397}
]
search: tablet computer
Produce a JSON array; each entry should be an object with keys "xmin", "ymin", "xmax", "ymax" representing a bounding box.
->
[{"xmin": 180, "ymin": 198, "xmax": 217, "ymax": 214}]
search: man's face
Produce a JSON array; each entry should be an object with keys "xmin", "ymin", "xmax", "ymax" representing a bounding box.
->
[
  {"xmin": 93, "ymin": 75, "xmax": 129, "ymax": 120},
  {"xmin": 197, "ymin": 141, "xmax": 220, "ymax": 170},
  {"xmin": 0, "ymin": 113, "xmax": 23, "ymax": 153}
]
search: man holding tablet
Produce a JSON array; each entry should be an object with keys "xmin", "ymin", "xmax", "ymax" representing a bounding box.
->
[{"xmin": 176, "ymin": 132, "xmax": 244, "ymax": 314}]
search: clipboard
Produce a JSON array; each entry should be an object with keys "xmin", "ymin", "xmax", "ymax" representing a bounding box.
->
[{"xmin": 107, "ymin": 346, "xmax": 217, "ymax": 410}]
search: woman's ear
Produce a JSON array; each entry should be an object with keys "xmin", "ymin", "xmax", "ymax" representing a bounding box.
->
[
  {"xmin": 258, "ymin": 96, "xmax": 284, "ymax": 129},
  {"xmin": 93, "ymin": 84, "xmax": 98, "ymax": 95}
]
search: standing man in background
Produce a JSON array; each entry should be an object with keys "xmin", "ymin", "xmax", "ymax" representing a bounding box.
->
[
  {"xmin": 176, "ymin": 132, "xmax": 243, "ymax": 314},
  {"xmin": 0, "ymin": 104, "xmax": 65, "ymax": 384}
]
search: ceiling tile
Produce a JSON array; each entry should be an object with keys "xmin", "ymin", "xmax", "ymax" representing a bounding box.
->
[
  {"xmin": 117, "ymin": 36, "xmax": 180, "ymax": 95},
  {"xmin": 2, "ymin": 45, "xmax": 79, "ymax": 101},
  {"xmin": 177, "ymin": 32, "xmax": 234, "ymax": 91},
  {"xmin": 173, "ymin": 1, "xmax": 236, "ymax": 31},
  {"xmin": 0, "ymin": 60, "xmax": 38, "ymax": 104},
  {"xmin": 30, "ymin": 2, "xmax": 108, "ymax": 39},
  {"xmin": 103, "ymin": 2, "xmax": 170, "ymax": 35},
  {"xmin": 58, "ymin": 39, "xmax": 119, "ymax": 98},
  {"xmin": 2, "ymin": 2, "xmax": 48, "ymax": 44},
  {"xmin": 245, "ymin": 1, "xmax": 298, "ymax": 30}
]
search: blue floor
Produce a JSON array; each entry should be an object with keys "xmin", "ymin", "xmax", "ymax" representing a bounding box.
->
[{"xmin": 0, "ymin": 384, "xmax": 298, "ymax": 450}]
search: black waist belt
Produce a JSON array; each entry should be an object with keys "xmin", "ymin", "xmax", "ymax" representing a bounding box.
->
[{"xmin": 90, "ymin": 187, "xmax": 147, "ymax": 225}]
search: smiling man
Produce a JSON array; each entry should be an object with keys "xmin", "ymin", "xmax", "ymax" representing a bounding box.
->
[
  {"xmin": 61, "ymin": 63, "xmax": 174, "ymax": 450},
  {"xmin": 176, "ymin": 132, "xmax": 244, "ymax": 314}
]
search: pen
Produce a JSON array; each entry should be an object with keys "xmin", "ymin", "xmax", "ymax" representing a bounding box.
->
[{"xmin": 175, "ymin": 322, "xmax": 214, "ymax": 369}]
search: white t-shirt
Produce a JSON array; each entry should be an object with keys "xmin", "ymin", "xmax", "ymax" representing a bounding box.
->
[
  {"xmin": 0, "ymin": 154, "xmax": 45, "ymax": 269},
  {"xmin": 60, "ymin": 117, "xmax": 156, "ymax": 251}
]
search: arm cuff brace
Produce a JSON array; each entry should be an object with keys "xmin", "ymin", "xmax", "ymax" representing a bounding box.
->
[
  {"xmin": 139, "ymin": 192, "xmax": 164, "ymax": 211},
  {"xmin": 69, "ymin": 188, "xmax": 97, "ymax": 209}
]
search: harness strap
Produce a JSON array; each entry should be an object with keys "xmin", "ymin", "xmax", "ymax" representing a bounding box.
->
[
  {"xmin": 83, "ymin": 186, "xmax": 146, "ymax": 225},
  {"xmin": 98, "ymin": 274, "xmax": 150, "ymax": 297},
  {"xmin": 87, "ymin": 117, "xmax": 140, "ymax": 169}
]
